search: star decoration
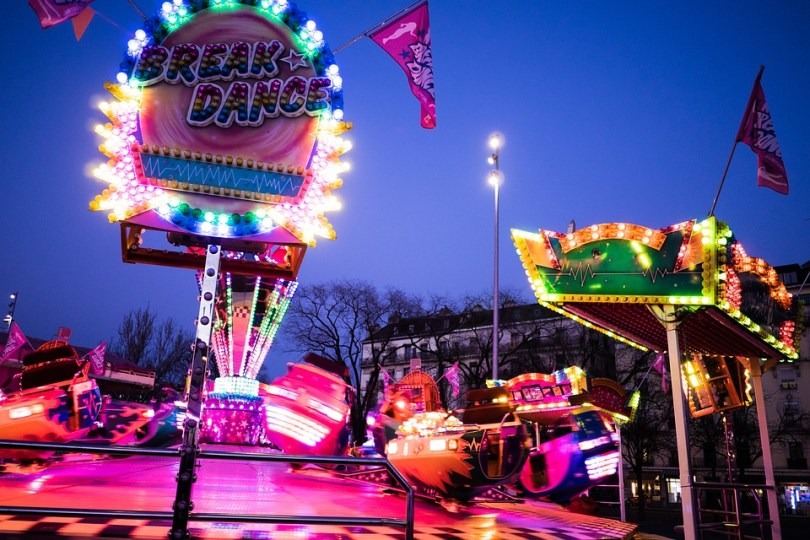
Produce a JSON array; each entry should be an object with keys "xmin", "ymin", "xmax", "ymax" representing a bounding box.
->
[
  {"xmin": 399, "ymin": 49, "xmax": 411, "ymax": 60},
  {"xmin": 281, "ymin": 50, "xmax": 309, "ymax": 71}
]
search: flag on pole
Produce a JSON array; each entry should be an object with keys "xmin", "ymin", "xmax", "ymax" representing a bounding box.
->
[
  {"xmin": 652, "ymin": 353, "xmax": 670, "ymax": 393},
  {"xmin": 445, "ymin": 361, "xmax": 460, "ymax": 398},
  {"xmin": 85, "ymin": 342, "xmax": 106, "ymax": 375},
  {"xmin": 381, "ymin": 369, "xmax": 393, "ymax": 394},
  {"xmin": 736, "ymin": 71, "xmax": 789, "ymax": 195},
  {"xmin": 1, "ymin": 322, "xmax": 30, "ymax": 365},
  {"xmin": 369, "ymin": 1, "xmax": 436, "ymax": 128},
  {"xmin": 28, "ymin": 0, "xmax": 94, "ymax": 30}
]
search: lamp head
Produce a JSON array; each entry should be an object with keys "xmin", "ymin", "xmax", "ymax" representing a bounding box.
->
[{"xmin": 488, "ymin": 132, "xmax": 504, "ymax": 151}]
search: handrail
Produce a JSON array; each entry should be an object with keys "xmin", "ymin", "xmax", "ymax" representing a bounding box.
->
[
  {"xmin": 0, "ymin": 438, "xmax": 414, "ymax": 539},
  {"xmin": 692, "ymin": 481, "xmax": 772, "ymax": 540}
]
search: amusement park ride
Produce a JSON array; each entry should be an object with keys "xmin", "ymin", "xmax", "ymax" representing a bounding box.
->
[
  {"xmin": 368, "ymin": 366, "xmax": 633, "ymax": 506},
  {"xmin": 0, "ymin": 2, "xmax": 803, "ymax": 540}
]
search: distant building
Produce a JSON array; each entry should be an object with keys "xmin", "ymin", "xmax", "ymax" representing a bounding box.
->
[
  {"xmin": 360, "ymin": 302, "xmax": 618, "ymax": 408},
  {"xmin": 0, "ymin": 330, "xmax": 155, "ymax": 402},
  {"xmin": 771, "ymin": 262, "xmax": 810, "ymax": 513}
]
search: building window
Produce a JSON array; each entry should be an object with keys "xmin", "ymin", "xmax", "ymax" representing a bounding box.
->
[
  {"xmin": 781, "ymin": 395, "xmax": 801, "ymax": 423},
  {"xmin": 780, "ymin": 271, "xmax": 798, "ymax": 285},
  {"xmin": 666, "ymin": 478, "xmax": 682, "ymax": 504},
  {"xmin": 404, "ymin": 345, "xmax": 414, "ymax": 360},
  {"xmin": 788, "ymin": 442, "xmax": 804, "ymax": 460},
  {"xmin": 778, "ymin": 366, "xmax": 798, "ymax": 390},
  {"xmin": 778, "ymin": 366, "xmax": 796, "ymax": 383},
  {"xmin": 438, "ymin": 340, "xmax": 449, "ymax": 354}
]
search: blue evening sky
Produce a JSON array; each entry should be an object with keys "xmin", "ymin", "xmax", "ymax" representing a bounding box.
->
[{"xmin": 1, "ymin": 1, "xmax": 808, "ymax": 373}]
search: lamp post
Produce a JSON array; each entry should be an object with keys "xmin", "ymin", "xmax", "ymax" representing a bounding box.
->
[
  {"xmin": 487, "ymin": 133, "xmax": 504, "ymax": 381},
  {"xmin": 4, "ymin": 291, "xmax": 17, "ymax": 330}
]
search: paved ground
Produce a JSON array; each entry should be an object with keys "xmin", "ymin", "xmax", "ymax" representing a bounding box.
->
[{"xmin": 0, "ymin": 446, "xmax": 640, "ymax": 539}]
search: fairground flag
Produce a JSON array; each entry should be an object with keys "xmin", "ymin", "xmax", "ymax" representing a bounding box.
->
[
  {"xmin": 85, "ymin": 342, "xmax": 106, "ymax": 375},
  {"xmin": 28, "ymin": 0, "xmax": 94, "ymax": 30},
  {"xmin": 1, "ymin": 322, "xmax": 29, "ymax": 365},
  {"xmin": 736, "ymin": 70, "xmax": 789, "ymax": 195},
  {"xmin": 370, "ymin": 1, "xmax": 436, "ymax": 128},
  {"xmin": 652, "ymin": 353, "xmax": 670, "ymax": 394},
  {"xmin": 445, "ymin": 361, "xmax": 460, "ymax": 398},
  {"xmin": 381, "ymin": 369, "xmax": 393, "ymax": 393}
]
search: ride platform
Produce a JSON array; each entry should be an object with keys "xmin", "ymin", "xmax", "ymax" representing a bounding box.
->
[{"xmin": 0, "ymin": 445, "xmax": 639, "ymax": 539}]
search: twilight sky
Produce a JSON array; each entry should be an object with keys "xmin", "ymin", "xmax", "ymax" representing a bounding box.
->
[{"xmin": 1, "ymin": 1, "xmax": 808, "ymax": 373}]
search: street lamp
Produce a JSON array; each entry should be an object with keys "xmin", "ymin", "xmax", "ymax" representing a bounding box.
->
[
  {"xmin": 487, "ymin": 133, "xmax": 504, "ymax": 381},
  {"xmin": 4, "ymin": 291, "xmax": 17, "ymax": 330}
]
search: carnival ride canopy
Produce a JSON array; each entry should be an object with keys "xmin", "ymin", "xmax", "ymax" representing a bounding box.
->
[{"xmin": 512, "ymin": 217, "xmax": 800, "ymax": 372}]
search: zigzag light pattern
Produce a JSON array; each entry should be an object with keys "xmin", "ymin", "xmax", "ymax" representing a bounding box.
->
[{"xmin": 138, "ymin": 154, "xmax": 306, "ymax": 196}]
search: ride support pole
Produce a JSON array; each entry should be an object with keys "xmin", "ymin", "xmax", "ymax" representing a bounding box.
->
[{"xmin": 170, "ymin": 245, "xmax": 221, "ymax": 539}]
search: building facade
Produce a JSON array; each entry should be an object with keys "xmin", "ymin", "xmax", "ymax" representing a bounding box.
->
[{"xmin": 360, "ymin": 303, "xmax": 617, "ymax": 410}]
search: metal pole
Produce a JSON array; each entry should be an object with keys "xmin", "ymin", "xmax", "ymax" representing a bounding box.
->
[
  {"xmin": 170, "ymin": 244, "xmax": 221, "ymax": 539},
  {"xmin": 749, "ymin": 359, "xmax": 782, "ymax": 540},
  {"xmin": 5, "ymin": 291, "xmax": 17, "ymax": 330},
  {"xmin": 493, "ymin": 178, "xmax": 500, "ymax": 381},
  {"xmin": 488, "ymin": 133, "xmax": 503, "ymax": 381},
  {"xmin": 658, "ymin": 305, "xmax": 699, "ymax": 540},
  {"xmin": 618, "ymin": 426, "xmax": 627, "ymax": 522}
]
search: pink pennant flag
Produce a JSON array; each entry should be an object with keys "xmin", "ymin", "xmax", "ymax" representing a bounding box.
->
[
  {"xmin": 370, "ymin": 1, "xmax": 436, "ymax": 128},
  {"xmin": 652, "ymin": 353, "xmax": 670, "ymax": 393},
  {"xmin": 736, "ymin": 69, "xmax": 789, "ymax": 195},
  {"xmin": 72, "ymin": 6, "xmax": 94, "ymax": 41},
  {"xmin": 1, "ymin": 322, "xmax": 29, "ymax": 365},
  {"xmin": 28, "ymin": 0, "xmax": 95, "ymax": 30},
  {"xmin": 445, "ymin": 361, "xmax": 460, "ymax": 398},
  {"xmin": 85, "ymin": 342, "xmax": 106, "ymax": 375},
  {"xmin": 381, "ymin": 369, "xmax": 393, "ymax": 393}
]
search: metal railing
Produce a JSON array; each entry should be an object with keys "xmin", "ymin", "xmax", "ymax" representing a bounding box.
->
[
  {"xmin": 693, "ymin": 481, "xmax": 773, "ymax": 540},
  {"xmin": 0, "ymin": 439, "xmax": 414, "ymax": 539}
]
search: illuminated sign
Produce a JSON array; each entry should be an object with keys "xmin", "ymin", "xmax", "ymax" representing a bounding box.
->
[
  {"xmin": 91, "ymin": 0, "xmax": 350, "ymax": 244},
  {"xmin": 512, "ymin": 217, "xmax": 800, "ymax": 358}
]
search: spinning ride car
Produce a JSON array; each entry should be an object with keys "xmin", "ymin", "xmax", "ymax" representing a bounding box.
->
[
  {"xmin": 507, "ymin": 369, "xmax": 621, "ymax": 503},
  {"xmin": 385, "ymin": 386, "xmax": 530, "ymax": 503},
  {"xmin": 0, "ymin": 342, "xmax": 103, "ymax": 461},
  {"xmin": 369, "ymin": 369, "xmax": 442, "ymax": 455},
  {"xmin": 262, "ymin": 354, "xmax": 353, "ymax": 456}
]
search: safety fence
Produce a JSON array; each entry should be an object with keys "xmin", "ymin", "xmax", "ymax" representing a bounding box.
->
[{"xmin": 0, "ymin": 439, "xmax": 415, "ymax": 539}]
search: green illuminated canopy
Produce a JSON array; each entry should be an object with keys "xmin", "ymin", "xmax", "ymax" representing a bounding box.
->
[{"xmin": 512, "ymin": 217, "xmax": 799, "ymax": 363}]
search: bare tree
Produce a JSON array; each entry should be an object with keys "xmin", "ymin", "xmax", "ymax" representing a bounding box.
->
[
  {"xmin": 619, "ymin": 379, "xmax": 676, "ymax": 519},
  {"xmin": 687, "ymin": 386, "xmax": 810, "ymax": 482},
  {"xmin": 110, "ymin": 307, "xmax": 194, "ymax": 392},
  {"xmin": 284, "ymin": 280, "xmax": 423, "ymax": 443},
  {"xmin": 689, "ymin": 414, "xmax": 726, "ymax": 479}
]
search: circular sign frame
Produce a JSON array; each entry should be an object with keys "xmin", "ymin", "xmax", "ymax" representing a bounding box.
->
[{"xmin": 90, "ymin": 0, "xmax": 350, "ymax": 246}]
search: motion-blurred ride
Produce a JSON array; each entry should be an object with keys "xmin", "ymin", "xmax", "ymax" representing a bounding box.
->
[
  {"xmin": 373, "ymin": 367, "xmax": 630, "ymax": 506},
  {"xmin": 0, "ymin": 342, "xmax": 185, "ymax": 469}
]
